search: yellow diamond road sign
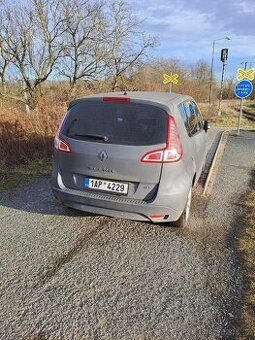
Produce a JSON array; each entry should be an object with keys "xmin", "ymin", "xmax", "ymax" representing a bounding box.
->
[
  {"xmin": 237, "ymin": 68, "xmax": 255, "ymax": 81},
  {"xmin": 163, "ymin": 73, "xmax": 179, "ymax": 85}
]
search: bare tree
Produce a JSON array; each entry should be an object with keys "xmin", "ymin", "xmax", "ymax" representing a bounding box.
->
[
  {"xmin": 128, "ymin": 58, "xmax": 184, "ymax": 92},
  {"xmin": 102, "ymin": 0, "xmax": 156, "ymax": 91},
  {"xmin": 0, "ymin": 38, "xmax": 8, "ymax": 90},
  {"xmin": 223, "ymin": 77, "xmax": 235, "ymax": 99},
  {"xmin": 0, "ymin": 30, "xmax": 9, "ymax": 108},
  {"xmin": 188, "ymin": 60, "xmax": 211, "ymax": 101},
  {"xmin": 59, "ymin": 0, "xmax": 104, "ymax": 92},
  {"xmin": 0, "ymin": 0, "xmax": 64, "ymax": 108},
  {"xmin": 190, "ymin": 60, "xmax": 211, "ymax": 86},
  {"xmin": 0, "ymin": 0, "xmax": 157, "ymax": 105}
]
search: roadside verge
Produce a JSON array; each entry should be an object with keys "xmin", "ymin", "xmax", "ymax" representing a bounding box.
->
[
  {"xmin": 203, "ymin": 130, "xmax": 230, "ymax": 196},
  {"xmin": 237, "ymin": 169, "xmax": 255, "ymax": 339},
  {"xmin": 202, "ymin": 128, "xmax": 255, "ymax": 197}
]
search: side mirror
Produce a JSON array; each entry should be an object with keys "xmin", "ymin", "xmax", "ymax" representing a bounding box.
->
[{"xmin": 204, "ymin": 120, "xmax": 210, "ymax": 132}]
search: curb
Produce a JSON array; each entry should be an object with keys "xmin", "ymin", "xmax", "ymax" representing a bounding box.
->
[{"xmin": 202, "ymin": 128, "xmax": 255, "ymax": 197}]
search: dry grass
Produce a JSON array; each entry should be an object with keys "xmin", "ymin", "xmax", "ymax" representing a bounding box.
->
[
  {"xmin": 0, "ymin": 91, "xmax": 254, "ymax": 168},
  {"xmin": 0, "ymin": 158, "xmax": 53, "ymax": 190},
  {"xmin": 0, "ymin": 97, "xmax": 66, "ymax": 164},
  {"xmin": 0, "ymin": 97, "xmax": 58, "ymax": 188},
  {"xmin": 237, "ymin": 170, "xmax": 255, "ymax": 339},
  {"xmin": 199, "ymin": 99, "xmax": 255, "ymax": 128}
]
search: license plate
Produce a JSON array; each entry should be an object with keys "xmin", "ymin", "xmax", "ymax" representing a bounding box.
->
[{"xmin": 84, "ymin": 178, "xmax": 128, "ymax": 195}]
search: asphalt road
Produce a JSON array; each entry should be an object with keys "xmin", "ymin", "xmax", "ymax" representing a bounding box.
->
[{"xmin": 0, "ymin": 130, "xmax": 254, "ymax": 340}]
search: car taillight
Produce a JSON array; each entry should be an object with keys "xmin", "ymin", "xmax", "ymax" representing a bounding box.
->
[
  {"xmin": 141, "ymin": 115, "xmax": 182, "ymax": 163},
  {"xmin": 54, "ymin": 135, "xmax": 71, "ymax": 152},
  {"xmin": 54, "ymin": 113, "xmax": 71, "ymax": 153}
]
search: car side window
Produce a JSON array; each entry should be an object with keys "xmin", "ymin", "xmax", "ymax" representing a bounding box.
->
[
  {"xmin": 178, "ymin": 103, "xmax": 189, "ymax": 134},
  {"xmin": 191, "ymin": 101, "xmax": 204, "ymax": 130},
  {"xmin": 183, "ymin": 101, "xmax": 199, "ymax": 136}
]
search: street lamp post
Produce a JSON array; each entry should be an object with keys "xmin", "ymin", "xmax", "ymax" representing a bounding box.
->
[{"xmin": 208, "ymin": 36, "xmax": 231, "ymax": 105}]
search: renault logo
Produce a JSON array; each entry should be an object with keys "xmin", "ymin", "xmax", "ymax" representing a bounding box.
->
[{"xmin": 98, "ymin": 151, "xmax": 108, "ymax": 162}]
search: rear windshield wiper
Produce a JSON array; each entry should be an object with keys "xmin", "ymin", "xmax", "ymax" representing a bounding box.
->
[{"xmin": 73, "ymin": 133, "xmax": 109, "ymax": 142}]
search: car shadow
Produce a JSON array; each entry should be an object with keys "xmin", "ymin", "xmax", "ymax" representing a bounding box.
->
[
  {"xmin": 0, "ymin": 176, "xmax": 94, "ymax": 217},
  {"xmin": 0, "ymin": 175, "xmax": 203, "ymax": 235},
  {"xmin": 0, "ymin": 176, "xmax": 176, "ymax": 232}
]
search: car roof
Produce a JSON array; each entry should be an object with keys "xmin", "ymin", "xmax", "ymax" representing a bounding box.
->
[{"xmin": 69, "ymin": 91, "xmax": 193, "ymax": 109}]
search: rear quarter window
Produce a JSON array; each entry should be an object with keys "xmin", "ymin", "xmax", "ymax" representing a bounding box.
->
[
  {"xmin": 62, "ymin": 101, "xmax": 168, "ymax": 146},
  {"xmin": 191, "ymin": 101, "xmax": 204, "ymax": 130},
  {"xmin": 183, "ymin": 101, "xmax": 200, "ymax": 136},
  {"xmin": 178, "ymin": 103, "xmax": 189, "ymax": 133}
]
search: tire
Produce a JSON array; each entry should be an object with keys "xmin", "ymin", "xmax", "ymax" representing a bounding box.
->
[{"xmin": 173, "ymin": 187, "xmax": 192, "ymax": 228}]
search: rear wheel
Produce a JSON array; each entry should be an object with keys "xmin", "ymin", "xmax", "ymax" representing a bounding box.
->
[{"xmin": 173, "ymin": 187, "xmax": 192, "ymax": 228}]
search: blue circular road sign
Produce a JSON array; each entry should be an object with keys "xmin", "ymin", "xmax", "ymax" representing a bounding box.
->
[{"xmin": 234, "ymin": 80, "xmax": 253, "ymax": 98}]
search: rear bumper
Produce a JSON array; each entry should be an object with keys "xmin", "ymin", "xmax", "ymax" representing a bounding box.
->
[
  {"xmin": 53, "ymin": 186, "xmax": 182, "ymax": 222},
  {"xmin": 52, "ymin": 171, "xmax": 189, "ymax": 223}
]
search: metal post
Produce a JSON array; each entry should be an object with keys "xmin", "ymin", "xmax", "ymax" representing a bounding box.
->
[
  {"xmin": 208, "ymin": 37, "xmax": 231, "ymax": 105},
  {"xmin": 209, "ymin": 40, "xmax": 215, "ymax": 104},
  {"xmin": 237, "ymin": 62, "xmax": 247, "ymax": 135},
  {"xmin": 218, "ymin": 61, "xmax": 226, "ymax": 116},
  {"xmin": 169, "ymin": 72, "xmax": 172, "ymax": 93},
  {"xmin": 237, "ymin": 99, "xmax": 243, "ymax": 136}
]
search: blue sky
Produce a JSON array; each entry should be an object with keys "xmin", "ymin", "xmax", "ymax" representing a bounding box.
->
[{"xmin": 128, "ymin": 0, "xmax": 255, "ymax": 79}]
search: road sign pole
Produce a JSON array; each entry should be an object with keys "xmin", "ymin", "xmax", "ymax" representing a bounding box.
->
[
  {"xmin": 234, "ymin": 67, "xmax": 254, "ymax": 135},
  {"xmin": 237, "ymin": 99, "xmax": 243, "ymax": 136},
  {"xmin": 169, "ymin": 72, "xmax": 172, "ymax": 93},
  {"xmin": 218, "ymin": 61, "xmax": 226, "ymax": 116}
]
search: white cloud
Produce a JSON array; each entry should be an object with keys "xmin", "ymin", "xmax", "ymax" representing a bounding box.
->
[
  {"xmin": 148, "ymin": 11, "xmax": 214, "ymax": 38},
  {"xmin": 128, "ymin": 0, "xmax": 255, "ymax": 76},
  {"xmin": 234, "ymin": 0, "xmax": 255, "ymax": 14}
]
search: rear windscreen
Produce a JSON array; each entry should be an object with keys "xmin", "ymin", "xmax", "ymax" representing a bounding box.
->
[{"xmin": 62, "ymin": 101, "xmax": 168, "ymax": 146}]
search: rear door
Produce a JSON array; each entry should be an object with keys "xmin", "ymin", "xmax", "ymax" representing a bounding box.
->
[
  {"xmin": 182, "ymin": 100, "xmax": 207, "ymax": 175},
  {"xmin": 57, "ymin": 98, "xmax": 168, "ymax": 200}
]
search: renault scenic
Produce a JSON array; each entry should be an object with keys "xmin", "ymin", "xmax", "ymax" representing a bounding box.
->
[{"xmin": 52, "ymin": 92, "xmax": 209, "ymax": 228}]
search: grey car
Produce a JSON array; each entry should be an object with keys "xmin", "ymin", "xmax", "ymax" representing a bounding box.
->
[{"xmin": 52, "ymin": 92, "xmax": 208, "ymax": 228}]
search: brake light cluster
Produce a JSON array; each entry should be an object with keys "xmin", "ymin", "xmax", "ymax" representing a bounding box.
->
[
  {"xmin": 102, "ymin": 96, "xmax": 130, "ymax": 103},
  {"xmin": 141, "ymin": 115, "xmax": 182, "ymax": 163},
  {"xmin": 54, "ymin": 114, "xmax": 71, "ymax": 153},
  {"xmin": 55, "ymin": 135, "xmax": 71, "ymax": 152}
]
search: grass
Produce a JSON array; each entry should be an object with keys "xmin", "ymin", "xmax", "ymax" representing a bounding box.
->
[
  {"xmin": 0, "ymin": 176, "xmax": 22, "ymax": 190},
  {"xmin": 199, "ymin": 100, "xmax": 255, "ymax": 128},
  {"xmin": 0, "ymin": 158, "xmax": 53, "ymax": 190},
  {"xmin": 246, "ymin": 102, "xmax": 255, "ymax": 110},
  {"xmin": 0, "ymin": 98, "xmax": 253, "ymax": 191},
  {"xmin": 237, "ymin": 170, "xmax": 255, "ymax": 339},
  {"xmin": 209, "ymin": 112, "xmax": 254, "ymax": 127}
]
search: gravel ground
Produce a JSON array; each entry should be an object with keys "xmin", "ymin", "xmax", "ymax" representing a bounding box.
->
[{"xmin": 0, "ymin": 130, "xmax": 254, "ymax": 340}]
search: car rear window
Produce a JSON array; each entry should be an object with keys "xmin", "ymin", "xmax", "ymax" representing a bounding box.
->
[{"xmin": 62, "ymin": 101, "xmax": 168, "ymax": 146}]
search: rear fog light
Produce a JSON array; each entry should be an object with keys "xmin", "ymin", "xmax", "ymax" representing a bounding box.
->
[{"xmin": 149, "ymin": 215, "xmax": 167, "ymax": 221}]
